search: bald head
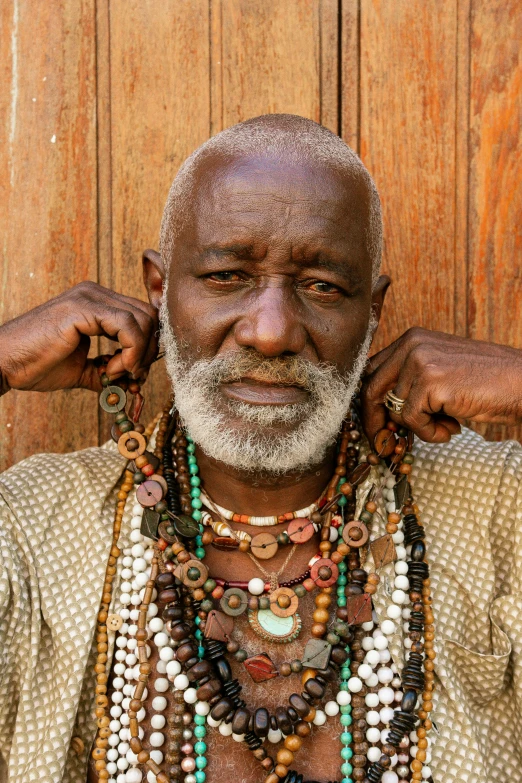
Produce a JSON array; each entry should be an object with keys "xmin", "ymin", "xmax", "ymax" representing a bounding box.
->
[{"xmin": 159, "ymin": 113, "xmax": 382, "ymax": 286}]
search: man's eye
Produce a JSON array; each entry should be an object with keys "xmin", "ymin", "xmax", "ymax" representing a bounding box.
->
[
  {"xmin": 208, "ymin": 271, "xmax": 241, "ymax": 282},
  {"xmin": 308, "ymin": 281, "xmax": 339, "ymax": 294}
]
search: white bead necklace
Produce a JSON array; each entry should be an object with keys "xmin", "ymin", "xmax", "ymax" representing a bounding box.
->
[
  {"xmin": 200, "ymin": 490, "xmax": 320, "ymax": 526},
  {"xmin": 107, "ymin": 494, "xmax": 169, "ymax": 783}
]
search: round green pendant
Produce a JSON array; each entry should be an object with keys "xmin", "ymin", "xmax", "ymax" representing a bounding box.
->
[{"xmin": 248, "ymin": 608, "xmax": 302, "ymax": 644}]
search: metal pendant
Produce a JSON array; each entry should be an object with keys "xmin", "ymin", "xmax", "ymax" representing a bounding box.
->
[{"xmin": 248, "ymin": 608, "xmax": 302, "ymax": 644}]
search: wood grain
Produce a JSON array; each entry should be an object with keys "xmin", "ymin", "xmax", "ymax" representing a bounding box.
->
[
  {"xmin": 219, "ymin": 0, "xmax": 322, "ymax": 126},
  {"xmin": 467, "ymin": 0, "xmax": 522, "ymax": 441},
  {"xmin": 101, "ymin": 0, "xmax": 211, "ymax": 441},
  {"xmin": 358, "ymin": 0, "xmax": 459, "ymax": 353},
  {"xmin": 0, "ymin": 0, "xmax": 98, "ymax": 471},
  {"xmin": 340, "ymin": 0, "xmax": 360, "ymax": 151},
  {"xmin": 319, "ymin": 0, "xmax": 340, "ymax": 133}
]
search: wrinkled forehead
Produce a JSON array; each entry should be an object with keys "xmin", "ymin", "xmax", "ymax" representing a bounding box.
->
[{"xmin": 183, "ymin": 151, "xmax": 373, "ymax": 254}]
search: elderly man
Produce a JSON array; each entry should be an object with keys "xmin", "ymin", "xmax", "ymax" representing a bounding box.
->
[{"xmin": 0, "ymin": 114, "xmax": 520, "ymax": 783}]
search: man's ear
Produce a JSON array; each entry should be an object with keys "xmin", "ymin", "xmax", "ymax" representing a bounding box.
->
[
  {"xmin": 370, "ymin": 275, "xmax": 391, "ymax": 324},
  {"xmin": 142, "ymin": 249, "xmax": 165, "ymax": 311}
]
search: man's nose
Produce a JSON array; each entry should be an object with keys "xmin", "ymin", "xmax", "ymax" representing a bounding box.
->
[{"xmin": 233, "ymin": 284, "xmax": 307, "ymax": 357}]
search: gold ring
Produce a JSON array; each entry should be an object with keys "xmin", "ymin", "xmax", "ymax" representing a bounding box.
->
[{"xmin": 384, "ymin": 390, "xmax": 406, "ymax": 414}]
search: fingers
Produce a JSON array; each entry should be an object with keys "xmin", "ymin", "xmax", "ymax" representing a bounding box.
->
[
  {"xmin": 361, "ymin": 330, "xmax": 463, "ymax": 445},
  {"xmin": 65, "ymin": 283, "xmax": 159, "ymax": 386},
  {"xmin": 94, "ymin": 307, "xmax": 158, "ymax": 379},
  {"xmin": 361, "ymin": 349, "xmax": 415, "ymax": 442},
  {"xmin": 392, "ymin": 383, "xmax": 459, "ymax": 443}
]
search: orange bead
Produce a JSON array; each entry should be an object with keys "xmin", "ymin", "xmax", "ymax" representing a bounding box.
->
[
  {"xmin": 315, "ymin": 593, "xmax": 331, "ymax": 609},
  {"xmin": 284, "ymin": 735, "xmax": 302, "ymax": 752},
  {"xmin": 276, "ymin": 749, "xmax": 294, "ymax": 767},
  {"xmin": 312, "ymin": 609, "xmax": 330, "ymax": 624},
  {"xmin": 313, "ymin": 608, "xmax": 329, "ymax": 624},
  {"xmin": 301, "ymin": 669, "xmax": 316, "ymax": 687}
]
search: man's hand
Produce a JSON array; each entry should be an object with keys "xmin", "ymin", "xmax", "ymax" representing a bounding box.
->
[
  {"xmin": 0, "ymin": 282, "xmax": 159, "ymax": 393},
  {"xmin": 361, "ymin": 327, "xmax": 522, "ymax": 444}
]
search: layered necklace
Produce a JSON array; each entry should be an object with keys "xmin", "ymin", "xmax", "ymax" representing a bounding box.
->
[{"xmin": 91, "ymin": 359, "xmax": 436, "ymax": 783}]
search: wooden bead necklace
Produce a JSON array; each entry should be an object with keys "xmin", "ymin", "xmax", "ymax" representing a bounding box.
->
[{"xmin": 91, "ymin": 358, "xmax": 436, "ymax": 783}]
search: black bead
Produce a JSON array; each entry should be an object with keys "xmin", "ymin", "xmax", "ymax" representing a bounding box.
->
[
  {"xmin": 411, "ymin": 540, "xmax": 426, "ymax": 561},
  {"xmin": 289, "ymin": 693, "xmax": 310, "ymax": 718},
  {"xmin": 244, "ymin": 731, "xmax": 262, "ymax": 750},
  {"xmin": 275, "ymin": 707, "xmax": 293, "ymax": 735},
  {"xmin": 304, "ymin": 678, "xmax": 325, "ymax": 700},
  {"xmin": 254, "ymin": 707, "xmax": 270, "ymax": 738},
  {"xmin": 210, "ymin": 697, "xmax": 234, "ymax": 721},
  {"xmin": 401, "ymin": 689, "xmax": 417, "ymax": 713},
  {"xmin": 215, "ymin": 657, "xmax": 232, "ymax": 683},
  {"xmin": 231, "ymin": 707, "xmax": 251, "ymax": 735}
]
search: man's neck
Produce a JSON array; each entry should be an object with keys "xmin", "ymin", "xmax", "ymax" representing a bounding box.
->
[{"xmin": 195, "ymin": 444, "xmax": 337, "ymax": 514}]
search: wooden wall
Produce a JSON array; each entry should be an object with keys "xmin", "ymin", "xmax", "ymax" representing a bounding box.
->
[{"xmin": 1, "ymin": 0, "xmax": 521, "ymax": 471}]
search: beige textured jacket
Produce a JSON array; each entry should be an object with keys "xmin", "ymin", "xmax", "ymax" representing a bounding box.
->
[{"xmin": 0, "ymin": 428, "xmax": 521, "ymax": 783}]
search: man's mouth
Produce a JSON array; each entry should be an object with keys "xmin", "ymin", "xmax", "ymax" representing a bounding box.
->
[{"xmin": 220, "ymin": 377, "xmax": 309, "ymax": 405}]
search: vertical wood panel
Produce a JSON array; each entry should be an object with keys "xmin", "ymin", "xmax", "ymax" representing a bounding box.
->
[
  {"xmin": 357, "ymin": 0, "xmax": 458, "ymax": 352},
  {"xmin": 340, "ymin": 0, "xmax": 360, "ymax": 151},
  {"xmin": 467, "ymin": 0, "xmax": 522, "ymax": 442},
  {"xmin": 0, "ymin": 0, "xmax": 98, "ymax": 472},
  {"xmin": 319, "ymin": 0, "xmax": 340, "ymax": 134},
  {"xmin": 454, "ymin": 0, "xmax": 471, "ymax": 339},
  {"xmin": 218, "ymin": 0, "xmax": 322, "ymax": 128},
  {"xmin": 102, "ymin": 0, "xmax": 211, "ymax": 440}
]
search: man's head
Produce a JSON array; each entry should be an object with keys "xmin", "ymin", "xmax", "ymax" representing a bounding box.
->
[{"xmin": 144, "ymin": 114, "xmax": 389, "ymax": 474}]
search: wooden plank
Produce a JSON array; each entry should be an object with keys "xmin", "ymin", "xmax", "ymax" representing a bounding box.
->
[
  {"xmin": 340, "ymin": 0, "xmax": 360, "ymax": 151},
  {"xmin": 0, "ymin": 0, "xmax": 98, "ymax": 471},
  {"xmin": 467, "ymin": 0, "xmax": 522, "ymax": 442},
  {"xmin": 454, "ymin": 0, "xmax": 471, "ymax": 339},
  {"xmin": 319, "ymin": 0, "xmax": 340, "ymax": 134},
  {"xmin": 219, "ymin": 0, "xmax": 322, "ymax": 126},
  {"xmin": 102, "ymin": 0, "xmax": 211, "ymax": 439},
  {"xmin": 358, "ymin": 0, "xmax": 458, "ymax": 353},
  {"xmin": 210, "ymin": 0, "xmax": 224, "ymax": 136}
]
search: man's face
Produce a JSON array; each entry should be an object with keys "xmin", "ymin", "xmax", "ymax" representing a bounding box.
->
[{"xmin": 158, "ymin": 153, "xmax": 384, "ymax": 473}]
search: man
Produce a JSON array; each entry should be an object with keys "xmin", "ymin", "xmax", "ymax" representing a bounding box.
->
[{"xmin": 0, "ymin": 114, "xmax": 520, "ymax": 783}]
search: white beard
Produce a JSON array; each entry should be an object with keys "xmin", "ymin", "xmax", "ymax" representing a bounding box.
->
[{"xmin": 160, "ymin": 297, "xmax": 375, "ymax": 475}]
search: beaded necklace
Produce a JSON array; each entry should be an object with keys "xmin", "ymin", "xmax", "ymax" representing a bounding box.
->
[{"xmin": 91, "ymin": 358, "xmax": 436, "ymax": 783}]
